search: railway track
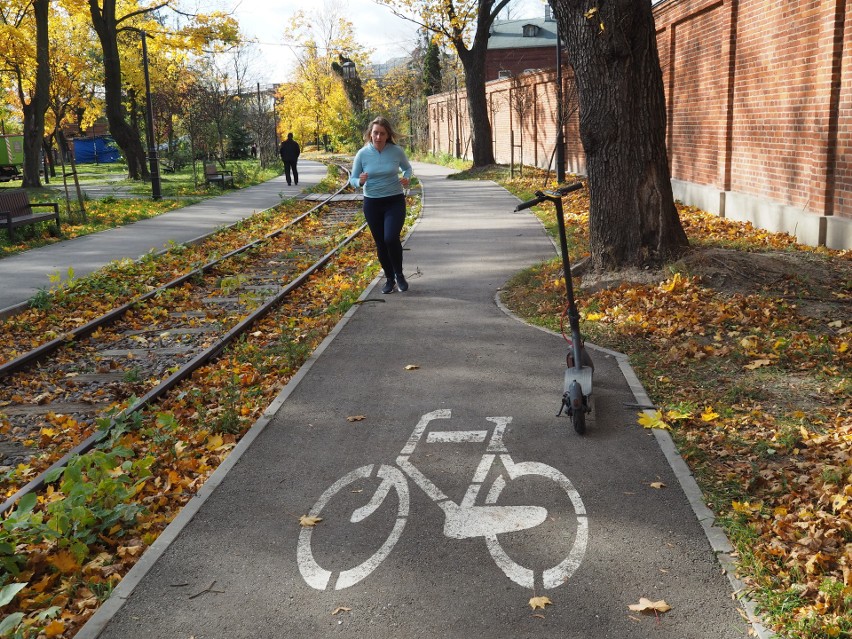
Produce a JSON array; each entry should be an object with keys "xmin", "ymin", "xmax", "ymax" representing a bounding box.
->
[{"xmin": 0, "ymin": 169, "xmax": 369, "ymax": 512}]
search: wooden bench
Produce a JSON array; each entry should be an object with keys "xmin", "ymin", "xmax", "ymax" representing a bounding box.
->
[
  {"xmin": 0, "ymin": 191, "xmax": 61, "ymax": 242},
  {"xmin": 204, "ymin": 162, "xmax": 234, "ymax": 188}
]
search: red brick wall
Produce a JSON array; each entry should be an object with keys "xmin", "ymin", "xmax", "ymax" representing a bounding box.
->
[
  {"xmin": 427, "ymin": 0, "xmax": 852, "ymax": 242},
  {"xmin": 662, "ymin": 0, "xmax": 729, "ymax": 188},
  {"xmin": 837, "ymin": 7, "xmax": 852, "ymax": 216},
  {"xmin": 486, "ymin": 48, "xmax": 558, "ymax": 82}
]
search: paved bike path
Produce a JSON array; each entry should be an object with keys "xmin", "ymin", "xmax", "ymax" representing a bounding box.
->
[
  {"xmin": 0, "ymin": 161, "xmax": 327, "ymax": 315},
  {"xmin": 84, "ymin": 163, "xmax": 754, "ymax": 639}
]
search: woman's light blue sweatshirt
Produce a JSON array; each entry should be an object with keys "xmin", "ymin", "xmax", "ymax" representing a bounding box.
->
[{"xmin": 349, "ymin": 143, "xmax": 413, "ymax": 198}]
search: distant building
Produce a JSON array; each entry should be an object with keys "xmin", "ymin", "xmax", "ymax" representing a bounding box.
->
[{"xmin": 485, "ymin": 6, "xmax": 559, "ymax": 81}]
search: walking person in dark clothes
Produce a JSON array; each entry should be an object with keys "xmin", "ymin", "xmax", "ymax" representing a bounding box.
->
[
  {"xmin": 279, "ymin": 133, "xmax": 301, "ymax": 185},
  {"xmin": 349, "ymin": 116, "xmax": 413, "ymax": 294}
]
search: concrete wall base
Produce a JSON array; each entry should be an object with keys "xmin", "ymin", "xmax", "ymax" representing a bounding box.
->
[{"xmin": 671, "ymin": 179, "xmax": 852, "ymax": 250}]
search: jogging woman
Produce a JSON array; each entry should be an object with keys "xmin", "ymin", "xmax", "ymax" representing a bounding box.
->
[{"xmin": 350, "ymin": 117, "xmax": 413, "ymax": 294}]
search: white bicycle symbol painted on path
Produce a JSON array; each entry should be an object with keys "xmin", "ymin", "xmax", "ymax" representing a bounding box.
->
[{"xmin": 297, "ymin": 409, "xmax": 588, "ymax": 591}]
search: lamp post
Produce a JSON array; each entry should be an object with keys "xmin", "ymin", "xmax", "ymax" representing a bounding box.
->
[
  {"xmin": 454, "ymin": 70, "xmax": 461, "ymax": 158},
  {"xmin": 555, "ymin": 32, "xmax": 565, "ymax": 184},
  {"xmin": 341, "ymin": 59, "xmax": 356, "ymax": 79},
  {"xmin": 271, "ymin": 84, "xmax": 280, "ymax": 147},
  {"xmin": 140, "ymin": 30, "xmax": 161, "ymax": 200}
]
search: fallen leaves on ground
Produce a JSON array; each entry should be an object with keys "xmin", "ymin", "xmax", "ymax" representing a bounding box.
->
[
  {"xmin": 500, "ymin": 185, "xmax": 852, "ymax": 639},
  {"xmin": 529, "ymin": 595, "xmax": 552, "ymax": 610},
  {"xmin": 628, "ymin": 598, "xmax": 672, "ymax": 614},
  {"xmin": 299, "ymin": 515, "xmax": 323, "ymax": 528}
]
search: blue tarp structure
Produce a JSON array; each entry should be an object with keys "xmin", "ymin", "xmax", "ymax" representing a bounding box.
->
[{"xmin": 73, "ymin": 136, "xmax": 121, "ymax": 163}]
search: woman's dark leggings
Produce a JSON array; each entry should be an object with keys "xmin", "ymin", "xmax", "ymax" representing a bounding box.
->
[{"xmin": 363, "ymin": 194, "xmax": 406, "ymax": 279}]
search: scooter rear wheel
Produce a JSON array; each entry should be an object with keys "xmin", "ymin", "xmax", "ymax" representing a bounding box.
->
[{"xmin": 572, "ymin": 410, "xmax": 586, "ymax": 435}]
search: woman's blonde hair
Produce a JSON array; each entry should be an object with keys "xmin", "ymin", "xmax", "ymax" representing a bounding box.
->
[{"xmin": 364, "ymin": 116, "xmax": 399, "ymax": 144}]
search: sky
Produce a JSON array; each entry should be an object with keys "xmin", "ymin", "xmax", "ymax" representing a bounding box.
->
[{"xmin": 228, "ymin": 0, "xmax": 547, "ymax": 84}]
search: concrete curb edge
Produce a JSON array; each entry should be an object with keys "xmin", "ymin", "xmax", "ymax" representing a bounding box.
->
[{"xmin": 493, "ymin": 292, "xmax": 776, "ymax": 639}]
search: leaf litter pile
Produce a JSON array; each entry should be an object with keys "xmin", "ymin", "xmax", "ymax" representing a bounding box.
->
[
  {"xmin": 0, "ymin": 191, "xmax": 407, "ymax": 638},
  {"xmin": 501, "ymin": 186, "xmax": 851, "ymax": 639}
]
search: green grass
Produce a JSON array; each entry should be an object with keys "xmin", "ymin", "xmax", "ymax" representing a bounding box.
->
[{"xmin": 0, "ymin": 159, "xmax": 286, "ymax": 258}]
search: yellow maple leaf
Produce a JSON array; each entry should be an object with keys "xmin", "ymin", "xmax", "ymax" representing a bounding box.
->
[
  {"xmin": 665, "ymin": 408, "xmax": 692, "ymax": 420},
  {"xmin": 740, "ymin": 336, "xmax": 758, "ymax": 351},
  {"xmin": 700, "ymin": 408, "xmax": 719, "ymax": 421},
  {"xmin": 529, "ymin": 595, "xmax": 552, "ymax": 610},
  {"xmin": 31, "ymin": 574, "xmax": 55, "ymax": 593},
  {"xmin": 660, "ymin": 273, "xmax": 683, "ymax": 293},
  {"xmin": 48, "ymin": 550, "xmax": 80, "ymax": 574},
  {"xmin": 628, "ymin": 598, "xmax": 671, "ymax": 613},
  {"xmin": 44, "ymin": 620, "xmax": 65, "ymax": 638},
  {"xmin": 732, "ymin": 501, "xmax": 761, "ymax": 514},
  {"xmin": 637, "ymin": 410, "xmax": 671, "ymax": 430},
  {"xmin": 838, "ymin": 341, "xmax": 848, "ymax": 354},
  {"xmin": 584, "ymin": 312, "xmax": 603, "ymax": 321},
  {"xmin": 299, "ymin": 515, "xmax": 322, "ymax": 527},
  {"xmin": 205, "ymin": 434, "xmax": 224, "ymax": 451},
  {"xmin": 583, "ymin": 7, "xmax": 598, "ymax": 18},
  {"xmin": 744, "ymin": 358, "xmax": 771, "ymax": 370}
]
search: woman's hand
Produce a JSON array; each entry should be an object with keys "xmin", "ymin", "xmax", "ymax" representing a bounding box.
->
[
  {"xmin": 400, "ymin": 176, "xmax": 410, "ymax": 189},
  {"xmin": 359, "ymin": 172, "xmax": 368, "ymax": 186}
]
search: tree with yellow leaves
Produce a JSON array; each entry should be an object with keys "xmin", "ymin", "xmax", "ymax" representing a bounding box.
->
[
  {"xmin": 83, "ymin": 0, "xmax": 239, "ymax": 180},
  {"xmin": 279, "ymin": 3, "xmax": 371, "ymax": 150},
  {"xmin": 0, "ymin": 0, "xmax": 51, "ymax": 187}
]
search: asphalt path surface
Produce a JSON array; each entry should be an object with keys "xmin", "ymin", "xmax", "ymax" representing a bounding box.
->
[{"xmin": 80, "ymin": 163, "xmax": 751, "ymax": 638}]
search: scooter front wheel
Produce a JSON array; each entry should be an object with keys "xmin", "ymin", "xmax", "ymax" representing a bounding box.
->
[{"xmin": 566, "ymin": 379, "xmax": 587, "ymax": 435}]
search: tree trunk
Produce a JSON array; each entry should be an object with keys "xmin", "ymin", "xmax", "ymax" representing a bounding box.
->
[
  {"xmin": 88, "ymin": 0, "xmax": 149, "ymax": 180},
  {"xmin": 458, "ymin": 48, "xmax": 494, "ymax": 167},
  {"xmin": 552, "ymin": 0, "xmax": 688, "ymax": 270},
  {"xmin": 20, "ymin": 0, "xmax": 50, "ymax": 188},
  {"xmin": 452, "ymin": 0, "xmax": 506, "ymax": 167}
]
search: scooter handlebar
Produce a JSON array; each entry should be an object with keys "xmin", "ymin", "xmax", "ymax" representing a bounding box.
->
[
  {"xmin": 555, "ymin": 182, "xmax": 584, "ymax": 196},
  {"xmin": 514, "ymin": 195, "xmax": 545, "ymax": 211},
  {"xmin": 513, "ymin": 182, "xmax": 584, "ymax": 211}
]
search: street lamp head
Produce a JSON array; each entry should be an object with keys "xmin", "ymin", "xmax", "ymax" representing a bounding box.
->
[{"xmin": 341, "ymin": 59, "xmax": 356, "ymax": 80}]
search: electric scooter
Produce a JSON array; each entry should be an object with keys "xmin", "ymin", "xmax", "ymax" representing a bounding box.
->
[{"xmin": 514, "ymin": 183, "xmax": 594, "ymax": 434}]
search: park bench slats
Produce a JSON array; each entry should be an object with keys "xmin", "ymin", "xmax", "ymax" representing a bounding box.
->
[
  {"xmin": 0, "ymin": 190, "xmax": 61, "ymax": 242},
  {"xmin": 204, "ymin": 162, "xmax": 234, "ymax": 188}
]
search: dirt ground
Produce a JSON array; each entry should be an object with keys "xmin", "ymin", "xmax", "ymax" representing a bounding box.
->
[{"xmin": 581, "ymin": 246, "xmax": 852, "ymax": 324}]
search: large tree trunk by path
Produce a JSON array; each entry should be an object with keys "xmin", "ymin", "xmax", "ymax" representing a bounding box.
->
[
  {"xmin": 20, "ymin": 0, "xmax": 50, "ymax": 188},
  {"xmin": 457, "ymin": 45, "xmax": 494, "ymax": 167},
  {"xmin": 89, "ymin": 0, "xmax": 149, "ymax": 180},
  {"xmin": 450, "ymin": 0, "xmax": 511, "ymax": 167},
  {"xmin": 552, "ymin": 0, "xmax": 688, "ymax": 270}
]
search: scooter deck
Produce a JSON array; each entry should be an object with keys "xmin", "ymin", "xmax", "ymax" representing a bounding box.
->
[{"xmin": 564, "ymin": 365, "xmax": 593, "ymax": 397}]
